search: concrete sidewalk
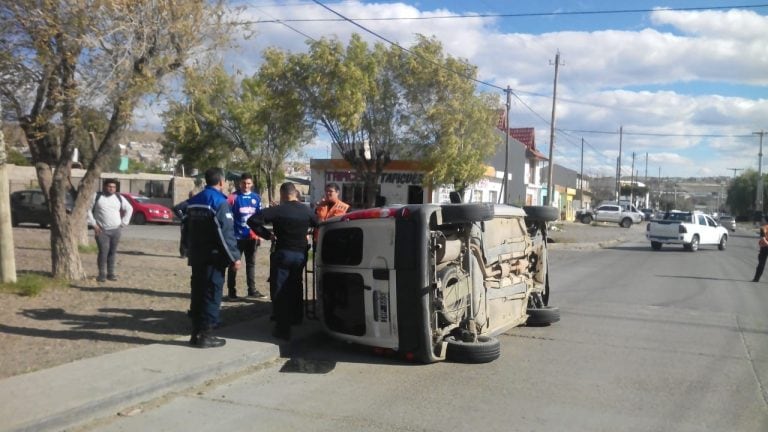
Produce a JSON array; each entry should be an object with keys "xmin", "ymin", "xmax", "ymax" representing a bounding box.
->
[{"xmin": 0, "ymin": 316, "xmax": 321, "ymax": 432}]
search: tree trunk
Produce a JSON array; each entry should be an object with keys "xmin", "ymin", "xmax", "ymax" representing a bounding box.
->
[
  {"xmin": 50, "ymin": 217, "xmax": 87, "ymax": 280},
  {"xmin": 0, "ymin": 160, "xmax": 17, "ymax": 283}
]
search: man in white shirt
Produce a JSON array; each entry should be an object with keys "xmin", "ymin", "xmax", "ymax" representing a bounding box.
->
[{"xmin": 87, "ymin": 179, "xmax": 133, "ymax": 282}]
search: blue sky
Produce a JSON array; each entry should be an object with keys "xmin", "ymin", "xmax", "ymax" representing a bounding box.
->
[{"xmin": 137, "ymin": 1, "xmax": 768, "ymax": 179}]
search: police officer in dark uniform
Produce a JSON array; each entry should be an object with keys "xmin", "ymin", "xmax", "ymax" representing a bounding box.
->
[
  {"xmin": 247, "ymin": 182, "xmax": 317, "ymax": 340},
  {"xmin": 184, "ymin": 168, "xmax": 241, "ymax": 348}
]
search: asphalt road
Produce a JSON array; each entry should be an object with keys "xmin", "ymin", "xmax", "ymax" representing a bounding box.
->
[{"xmin": 96, "ymin": 227, "xmax": 768, "ymax": 432}]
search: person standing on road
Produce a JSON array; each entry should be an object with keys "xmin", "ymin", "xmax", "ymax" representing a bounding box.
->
[
  {"xmin": 226, "ymin": 173, "xmax": 265, "ymax": 299},
  {"xmin": 752, "ymin": 225, "xmax": 768, "ymax": 282},
  {"xmin": 184, "ymin": 168, "xmax": 241, "ymax": 348},
  {"xmin": 248, "ymin": 182, "xmax": 318, "ymax": 340},
  {"xmin": 87, "ymin": 178, "xmax": 133, "ymax": 282}
]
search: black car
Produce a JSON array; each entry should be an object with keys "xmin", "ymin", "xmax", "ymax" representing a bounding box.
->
[{"xmin": 10, "ymin": 189, "xmax": 73, "ymax": 228}]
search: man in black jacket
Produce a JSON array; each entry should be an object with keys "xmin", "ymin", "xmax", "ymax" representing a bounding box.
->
[
  {"xmin": 248, "ymin": 182, "xmax": 317, "ymax": 340},
  {"xmin": 184, "ymin": 168, "xmax": 241, "ymax": 348}
]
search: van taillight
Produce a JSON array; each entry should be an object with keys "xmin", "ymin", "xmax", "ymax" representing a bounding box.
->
[{"xmin": 342, "ymin": 207, "xmax": 402, "ymax": 221}]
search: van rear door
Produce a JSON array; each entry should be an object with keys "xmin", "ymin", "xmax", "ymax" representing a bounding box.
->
[{"xmin": 317, "ymin": 218, "xmax": 398, "ymax": 348}]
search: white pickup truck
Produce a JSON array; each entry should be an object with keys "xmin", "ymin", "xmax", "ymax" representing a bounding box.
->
[
  {"xmin": 645, "ymin": 211, "xmax": 729, "ymax": 251},
  {"xmin": 576, "ymin": 202, "xmax": 644, "ymax": 228}
]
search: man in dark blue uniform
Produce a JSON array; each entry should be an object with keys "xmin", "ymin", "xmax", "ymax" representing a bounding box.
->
[
  {"xmin": 248, "ymin": 182, "xmax": 317, "ymax": 340},
  {"xmin": 184, "ymin": 168, "xmax": 241, "ymax": 348}
]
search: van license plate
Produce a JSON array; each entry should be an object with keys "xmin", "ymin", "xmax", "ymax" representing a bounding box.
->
[{"xmin": 373, "ymin": 291, "xmax": 389, "ymax": 323}]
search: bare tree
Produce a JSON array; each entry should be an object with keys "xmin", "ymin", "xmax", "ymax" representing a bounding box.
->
[{"xmin": 0, "ymin": 1, "xmax": 233, "ymax": 280}]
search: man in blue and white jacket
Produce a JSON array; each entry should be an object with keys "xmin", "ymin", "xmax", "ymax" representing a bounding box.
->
[
  {"xmin": 184, "ymin": 168, "xmax": 241, "ymax": 348},
  {"xmin": 226, "ymin": 173, "xmax": 264, "ymax": 299}
]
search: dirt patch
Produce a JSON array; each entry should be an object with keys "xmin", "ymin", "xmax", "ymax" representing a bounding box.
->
[{"xmin": 0, "ymin": 227, "xmax": 275, "ymax": 379}]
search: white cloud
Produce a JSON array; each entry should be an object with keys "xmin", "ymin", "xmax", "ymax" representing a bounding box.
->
[{"xmin": 130, "ymin": 2, "xmax": 767, "ymax": 178}]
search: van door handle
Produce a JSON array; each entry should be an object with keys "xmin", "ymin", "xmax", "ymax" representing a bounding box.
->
[{"xmin": 363, "ymin": 285, "xmax": 372, "ymax": 291}]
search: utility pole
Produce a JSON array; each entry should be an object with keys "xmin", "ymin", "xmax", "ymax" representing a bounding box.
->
[
  {"xmin": 644, "ymin": 152, "xmax": 648, "ymax": 207},
  {"xmin": 630, "ymin": 152, "xmax": 635, "ymax": 205},
  {"xmin": 727, "ymin": 168, "xmax": 743, "ymax": 178},
  {"xmin": 616, "ymin": 126, "xmax": 623, "ymax": 202},
  {"xmin": 657, "ymin": 166, "xmax": 661, "ymax": 209},
  {"xmin": 579, "ymin": 137, "xmax": 584, "ymax": 207},
  {"xmin": 546, "ymin": 50, "xmax": 562, "ymax": 207},
  {"xmin": 499, "ymin": 86, "xmax": 511, "ymax": 204},
  {"xmin": 755, "ymin": 130, "xmax": 765, "ymax": 217}
]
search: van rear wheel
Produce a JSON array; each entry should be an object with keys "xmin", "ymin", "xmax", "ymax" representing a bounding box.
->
[
  {"xmin": 445, "ymin": 335, "xmax": 501, "ymax": 364},
  {"xmin": 523, "ymin": 206, "xmax": 559, "ymax": 222}
]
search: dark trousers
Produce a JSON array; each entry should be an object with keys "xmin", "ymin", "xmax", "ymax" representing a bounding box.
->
[
  {"xmin": 190, "ymin": 264, "xmax": 225, "ymax": 332},
  {"xmin": 754, "ymin": 247, "xmax": 768, "ymax": 281},
  {"xmin": 269, "ymin": 249, "xmax": 307, "ymax": 329},
  {"xmin": 95, "ymin": 228, "xmax": 122, "ymax": 277},
  {"xmin": 227, "ymin": 238, "xmax": 257, "ymax": 293}
]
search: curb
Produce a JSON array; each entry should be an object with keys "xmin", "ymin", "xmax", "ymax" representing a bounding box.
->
[{"xmin": 1, "ymin": 317, "xmax": 321, "ymax": 432}]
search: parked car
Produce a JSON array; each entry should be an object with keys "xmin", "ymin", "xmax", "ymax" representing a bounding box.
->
[
  {"xmin": 10, "ymin": 189, "xmax": 73, "ymax": 228},
  {"xmin": 576, "ymin": 202, "xmax": 643, "ymax": 228},
  {"xmin": 718, "ymin": 215, "xmax": 736, "ymax": 232},
  {"xmin": 640, "ymin": 208, "xmax": 654, "ymax": 221},
  {"xmin": 120, "ymin": 193, "xmax": 174, "ymax": 225},
  {"xmin": 314, "ymin": 203, "xmax": 560, "ymax": 364}
]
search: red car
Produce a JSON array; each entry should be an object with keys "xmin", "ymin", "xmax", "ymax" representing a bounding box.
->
[{"xmin": 120, "ymin": 193, "xmax": 174, "ymax": 225}]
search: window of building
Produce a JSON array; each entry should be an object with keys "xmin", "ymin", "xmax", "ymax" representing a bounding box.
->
[{"xmin": 342, "ymin": 183, "xmax": 380, "ymax": 209}]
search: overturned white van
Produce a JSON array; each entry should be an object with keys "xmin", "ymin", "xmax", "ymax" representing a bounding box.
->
[{"xmin": 314, "ymin": 203, "xmax": 559, "ymax": 363}]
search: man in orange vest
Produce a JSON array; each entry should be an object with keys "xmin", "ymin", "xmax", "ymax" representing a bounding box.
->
[
  {"xmin": 313, "ymin": 182, "xmax": 349, "ymax": 245},
  {"xmin": 753, "ymin": 224, "xmax": 768, "ymax": 282},
  {"xmin": 315, "ymin": 182, "xmax": 349, "ymax": 221}
]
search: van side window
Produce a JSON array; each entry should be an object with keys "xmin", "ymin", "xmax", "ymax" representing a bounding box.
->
[{"xmin": 321, "ymin": 228, "xmax": 364, "ymax": 266}]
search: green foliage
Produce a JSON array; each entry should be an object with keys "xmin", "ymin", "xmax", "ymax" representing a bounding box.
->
[
  {"xmin": 78, "ymin": 243, "xmax": 98, "ymax": 254},
  {"xmin": 163, "ymin": 56, "xmax": 312, "ymax": 202},
  {"xmin": 0, "ymin": 273, "xmax": 61, "ymax": 297},
  {"xmin": 726, "ymin": 169, "xmax": 765, "ymax": 217},
  {"xmin": 291, "ymin": 34, "xmax": 499, "ymax": 207},
  {"xmin": 6, "ymin": 147, "xmax": 29, "ymax": 165}
]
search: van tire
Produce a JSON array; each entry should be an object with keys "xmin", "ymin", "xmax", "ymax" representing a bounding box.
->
[
  {"xmin": 581, "ymin": 214, "xmax": 592, "ymax": 224},
  {"xmin": 445, "ymin": 335, "xmax": 501, "ymax": 363},
  {"xmin": 526, "ymin": 306, "xmax": 560, "ymax": 326},
  {"xmin": 523, "ymin": 206, "xmax": 559, "ymax": 222},
  {"xmin": 441, "ymin": 203, "xmax": 494, "ymax": 224}
]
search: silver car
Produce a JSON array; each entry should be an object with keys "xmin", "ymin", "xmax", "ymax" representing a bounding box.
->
[{"xmin": 718, "ymin": 215, "xmax": 736, "ymax": 232}]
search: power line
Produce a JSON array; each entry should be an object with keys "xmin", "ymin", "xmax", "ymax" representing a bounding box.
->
[
  {"xmin": 241, "ymin": 3, "xmax": 768, "ymax": 23},
  {"xmin": 562, "ymin": 129, "xmax": 755, "ymax": 138}
]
